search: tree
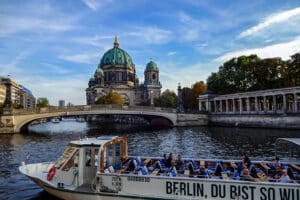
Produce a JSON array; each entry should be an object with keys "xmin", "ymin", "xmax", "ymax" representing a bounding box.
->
[
  {"xmin": 189, "ymin": 81, "xmax": 207, "ymax": 110},
  {"xmin": 182, "ymin": 87, "xmax": 191, "ymax": 110},
  {"xmin": 36, "ymin": 98, "xmax": 49, "ymax": 108},
  {"xmin": 206, "ymin": 54, "xmax": 298, "ymax": 94},
  {"xmin": 155, "ymin": 89, "xmax": 177, "ymax": 108},
  {"xmin": 95, "ymin": 92, "xmax": 124, "ymax": 106}
]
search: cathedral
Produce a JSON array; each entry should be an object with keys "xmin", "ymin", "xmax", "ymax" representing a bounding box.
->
[{"xmin": 86, "ymin": 37, "xmax": 162, "ymax": 105}]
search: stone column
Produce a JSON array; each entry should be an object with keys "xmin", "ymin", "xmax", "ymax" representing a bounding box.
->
[
  {"xmin": 206, "ymin": 100, "xmax": 210, "ymax": 112},
  {"xmin": 225, "ymin": 99, "xmax": 229, "ymax": 113},
  {"xmin": 239, "ymin": 98, "xmax": 243, "ymax": 114},
  {"xmin": 263, "ymin": 96, "xmax": 267, "ymax": 113},
  {"xmin": 254, "ymin": 97, "xmax": 258, "ymax": 113},
  {"xmin": 273, "ymin": 95, "xmax": 276, "ymax": 112},
  {"xmin": 214, "ymin": 100, "xmax": 217, "ymax": 112},
  {"xmin": 248, "ymin": 97, "xmax": 251, "ymax": 112},
  {"xmin": 233, "ymin": 99, "xmax": 236, "ymax": 113},
  {"xmin": 283, "ymin": 94, "xmax": 287, "ymax": 113},
  {"xmin": 220, "ymin": 100, "xmax": 223, "ymax": 113},
  {"xmin": 199, "ymin": 100, "xmax": 202, "ymax": 112},
  {"xmin": 294, "ymin": 93, "xmax": 298, "ymax": 112}
]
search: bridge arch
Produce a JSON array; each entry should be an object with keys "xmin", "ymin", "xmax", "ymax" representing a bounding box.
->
[{"xmin": 13, "ymin": 109, "xmax": 177, "ymax": 133}]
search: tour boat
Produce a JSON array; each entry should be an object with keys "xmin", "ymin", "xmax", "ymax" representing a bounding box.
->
[
  {"xmin": 19, "ymin": 136, "xmax": 300, "ymax": 200},
  {"xmin": 51, "ymin": 118, "xmax": 60, "ymax": 123}
]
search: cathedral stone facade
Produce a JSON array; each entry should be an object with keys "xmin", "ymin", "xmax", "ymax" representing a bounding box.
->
[{"xmin": 86, "ymin": 37, "xmax": 162, "ymax": 105}]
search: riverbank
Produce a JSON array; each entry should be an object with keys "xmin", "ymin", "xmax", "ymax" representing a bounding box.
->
[{"xmin": 209, "ymin": 114, "xmax": 300, "ymax": 129}]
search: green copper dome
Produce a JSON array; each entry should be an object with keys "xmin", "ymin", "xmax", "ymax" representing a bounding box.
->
[
  {"xmin": 99, "ymin": 36, "xmax": 134, "ymax": 67},
  {"xmin": 146, "ymin": 60, "xmax": 158, "ymax": 71}
]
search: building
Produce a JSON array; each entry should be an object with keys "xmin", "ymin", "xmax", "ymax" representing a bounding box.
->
[
  {"xmin": 0, "ymin": 83, "xmax": 6, "ymax": 104},
  {"xmin": 59, "ymin": 100, "xmax": 65, "ymax": 107},
  {"xmin": 19, "ymin": 85, "xmax": 36, "ymax": 109},
  {"xmin": 0, "ymin": 77, "xmax": 21, "ymax": 106},
  {"xmin": 0, "ymin": 77, "xmax": 36, "ymax": 109},
  {"xmin": 86, "ymin": 37, "xmax": 162, "ymax": 105}
]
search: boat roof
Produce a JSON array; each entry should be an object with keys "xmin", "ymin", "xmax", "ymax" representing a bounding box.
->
[
  {"xmin": 69, "ymin": 136, "xmax": 119, "ymax": 147},
  {"xmin": 276, "ymin": 138, "xmax": 300, "ymax": 146}
]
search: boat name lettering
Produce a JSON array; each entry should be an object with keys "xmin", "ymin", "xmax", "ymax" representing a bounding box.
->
[
  {"xmin": 166, "ymin": 182, "xmax": 300, "ymax": 200},
  {"xmin": 127, "ymin": 176, "xmax": 150, "ymax": 182}
]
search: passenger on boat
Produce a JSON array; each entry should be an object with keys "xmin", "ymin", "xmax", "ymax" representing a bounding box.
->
[
  {"xmin": 279, "ymin": 169, "xmax": 292, "ymax": 183},
  {"xmin": 215, "ymin": 163, "xmax": 223, "ymax": 177},
  {"xmin": 176, "ymin": 154, "xmax": 184, "ymax": 171},
  {"xmin": 160, "ymin": 153, "xmax": 168, "ymax": 167},
  {"xmin": 240, "ymin": 168, "xmax": 257, "ymax": 182},
  {"xmin": 165, "ymin": 153, "xmax": 173, "ymax": 168},
  {"xmin": 197, "ymin": 166, "xmax": 209, "ymax": 178},
  {"xmin": 287, "ymin": 167, "xmax": 295, "ymax": 180},
  {"xmin": 237, "ymin": 154, "xmax": 252, "ymax": 175},
  {"xmin": 242, "ymin": 155, "xmax": 252, "ymax": 169}
]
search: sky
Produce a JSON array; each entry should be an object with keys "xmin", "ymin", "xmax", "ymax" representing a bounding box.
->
[{"xmin": 0, "ymin": 0, "xmax": 300, "ymax": 105}]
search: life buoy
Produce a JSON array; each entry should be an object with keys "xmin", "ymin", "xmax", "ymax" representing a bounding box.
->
[{"xmin": 47, "ymin": 166, "xmax": 56, "ymax": 181}]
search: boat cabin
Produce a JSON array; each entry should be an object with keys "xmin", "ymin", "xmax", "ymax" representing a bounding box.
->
[{"xmin": 53, "ymin": 136, "xmax": 127, "ymax": 187}]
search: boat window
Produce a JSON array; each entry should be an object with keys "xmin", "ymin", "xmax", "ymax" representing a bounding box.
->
[
  {"xmin": 55, "ymin": 146, "xmax": 76, "ymax": 169},
  {"xmin": 85, "ymin": 148, "xmax": 92, "ymax": 166},
  {"xmin": 61, "ymin": 149, "xmax": 79, "ymax": 171},
  {"xmin": 94, "ymin": 148, "xmax": 99, "ymax": 167},
  {"xmin": 115, "ymin": 142, "xmax": 121, "ymax": 157}
]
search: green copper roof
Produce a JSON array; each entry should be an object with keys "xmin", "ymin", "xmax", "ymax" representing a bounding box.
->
[
  {"xmin": 146, "ymin": 60, "xmax": 158, "ymax": 71},
  {"xmin": 99, "ymin": 37, "xmax": 134, "ymax": 67},
  {"xmin": 95, "ymin": 68, "xmax": 103, "ymax": 74},
  {"xmin": 89, "ymin": 77, "xmax": 95, "ymax": 82}
]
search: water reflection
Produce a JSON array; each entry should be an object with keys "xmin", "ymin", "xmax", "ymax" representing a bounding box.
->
[{"xmin": 0, "ymin": 120, "xmax": 299, "ymax": 200}]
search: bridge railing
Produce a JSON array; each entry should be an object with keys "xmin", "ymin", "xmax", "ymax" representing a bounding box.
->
[{"xmin": 6, "ymin": 105, "xmax": 177, "ymax": 115}]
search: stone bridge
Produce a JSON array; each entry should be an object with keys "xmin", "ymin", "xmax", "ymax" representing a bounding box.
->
[{"xmin": 0, "ymin": 105, "xmax": 208, "ymax": 134}]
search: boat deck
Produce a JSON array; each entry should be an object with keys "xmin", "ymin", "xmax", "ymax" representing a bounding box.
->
[{"xmin": 111, "ymin": 157, "xmax": 300, "ymax": 184}]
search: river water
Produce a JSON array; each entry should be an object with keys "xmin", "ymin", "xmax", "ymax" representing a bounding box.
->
[{"xmin": 0, "ymin": 120, "xmax": 299, "ymax": 200}]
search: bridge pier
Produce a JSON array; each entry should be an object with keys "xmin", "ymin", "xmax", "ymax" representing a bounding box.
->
[{"xmin": 0, "ymin": 108, "xmax": 15, "ymax": 134}]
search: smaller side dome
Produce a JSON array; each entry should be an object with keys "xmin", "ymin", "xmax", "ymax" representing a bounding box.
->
[
  {"xmin": 89, "ymin": 76, "xmax": 95, "ymax": 82},
  {"xmin": 146, "ymin": 60, "xmax": 158, "ymax": 71},
  {"xmin": 95, "ymin": 68, "xmax": 104, "ymax": 75}
]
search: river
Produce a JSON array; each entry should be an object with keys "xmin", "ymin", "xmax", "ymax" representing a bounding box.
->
[{"xmin": 0, "ymin": 119, "xmax": 299, "ymax": 199}]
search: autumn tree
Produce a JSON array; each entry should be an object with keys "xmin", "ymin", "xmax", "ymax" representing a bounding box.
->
[
  {"xmin": 189, "ymin": 81, "xmax": 207, "ymax": 110},
  {"xmin": 36, "ymin": 97, "xmax": 49, "ymax": 108},
  {"xmin": 95, "ymin": 92, "xmax": 124, "ymax": 106}
]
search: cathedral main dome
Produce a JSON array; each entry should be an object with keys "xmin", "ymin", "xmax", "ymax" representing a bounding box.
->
[{"xmin": 99, "ymin": 36, "xmax": 134, "ymax": 68}]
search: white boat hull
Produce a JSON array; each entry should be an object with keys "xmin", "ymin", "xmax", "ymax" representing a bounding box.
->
[{"xmin": 20, "ymin": 163, "xmax": 300, "ymax": 200}]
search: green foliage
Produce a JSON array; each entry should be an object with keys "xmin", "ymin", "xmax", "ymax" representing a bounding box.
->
[
  {"xmin": 95, "ymin": 92, "xmax": 124, "ymax": 106},
  {"xmin": 139, "ymin": 99, "xmax": 150, "ymax": 106},
  {"xmin": 207, "ymin": 53, "xmax": 300, "ymax": 94},
  {"xmin": 154, "ymin": 89, "xmax": 177, "ymax": 108},
  {"xmin": 37, "ymin": 97, "xmax": 49, "ymax": 108}
]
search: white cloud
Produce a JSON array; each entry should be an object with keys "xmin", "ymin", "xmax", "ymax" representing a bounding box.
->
[
  {"xmin": 0, "ymin": 15, "xmax": 76, "ymax": 37},
  {"xmin": 59, "ymin": 52, "xmax": 100, "ymax": 64},
  {"xmin": 128, "ymin": 26, "xmax": 173, "ymax": 44},
  {"xmin": 81, "ymin": 0, "xmax": 99, "ymax": 10},
  {"xmin": 81, "ymin": 0, "xmax": 113, "ymax": 11},
  {"xmin": 167, "ymin": 51, "xmax": 177, "ymax": 56},
  {"xmin": 215, "ymin": 36, "xmax": 300, "ymax": 62},
  {"xmin": 238, "ymin": 7, "xmax": 300, "ymax": 38}
]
